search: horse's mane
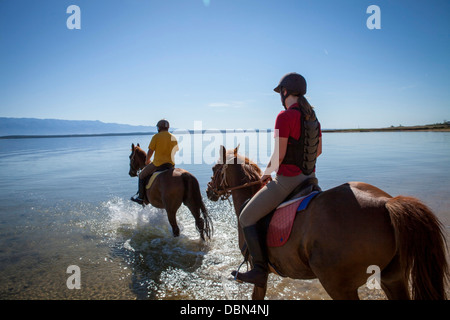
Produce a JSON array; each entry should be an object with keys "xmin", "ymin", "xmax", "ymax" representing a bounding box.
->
[
  {"xmin": 225, "ymin": 149, "xmax": 262, "ymax": 182},
  {"xmin": 134, "ymin": 145, "xmax": 146, "ymax": 158}
]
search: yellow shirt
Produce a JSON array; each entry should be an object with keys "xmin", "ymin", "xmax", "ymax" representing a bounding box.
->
[{"xmin": 148, "ymin": 131, "xmax": 179, "ymax": 166}]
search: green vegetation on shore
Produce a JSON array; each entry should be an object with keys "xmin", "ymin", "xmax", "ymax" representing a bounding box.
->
[{"xmin": 323, "ymin": 122, "xmax": 450, "ymax": 133}]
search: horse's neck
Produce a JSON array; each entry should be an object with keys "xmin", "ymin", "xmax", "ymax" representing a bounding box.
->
[
  {"xmin": 227, "ymin": 162, "xmax": 261, "ymax": 253},
  {"xmin": 231, "ymin": 190, "xmax": 250, "ymax": 216},
  {"xmin": 231, "ymin": 184, "xmax": 259, "ymax": 216},
  {"xmin": 229, "ymin": 163, "xmax": 261, "ymax": 215},
  {"xmin": 231, "ymin": 185, "xmax": 259, "ymax": 254},
  {"xmin": 137, "ymin": 150, "xmax": 146, "ymax": 169}
]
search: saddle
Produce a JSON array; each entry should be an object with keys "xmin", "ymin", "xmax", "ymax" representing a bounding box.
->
[
  {"xmin": 283, "ymin": 177, "xmax": 321, "ymax": 202},
  {"xmin": 142, "ymin": 163, "xmax": 174, "ymax": 203},
  {"xmin": 267, "ymin": 190, "xmax": 319, "ymax": 247},
  {"xmin": 238, "ymin": 178, "xmax": 321, "ymax": 267},
  {"xmin": 265, "ymin": 178, "xmax": 321, "ymax": 246},
  {"xmin": 238, "ymin": 177, "xmax": 321, "ymax": 219},
  {"xmin": 145, "ymin": 170, "xmax": 168, "ymax": 190}
]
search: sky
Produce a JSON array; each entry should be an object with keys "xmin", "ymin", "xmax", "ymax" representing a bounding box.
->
[{"xmin": 0, "ymin": 0, "xmax": 449, "ymax": 130}]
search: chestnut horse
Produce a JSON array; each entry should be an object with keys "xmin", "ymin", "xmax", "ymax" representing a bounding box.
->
[
  {"xmin": 206, "ymin": 146, "xmax": 449, "ymax": 300},
  {"xmin": 129, "ymin": 143, "xmax": 212, "ymax": 241}
]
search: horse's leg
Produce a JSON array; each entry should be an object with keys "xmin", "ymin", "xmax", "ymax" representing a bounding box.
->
[
  {"xmin": 251, "ymin": 284, "xmax": 267, "ymax": 300},
  {"xmin": 166, "ymin": 209, "xmax": 180, "ymax": 237},
  {"xmin": 184, "ymin": 202, "xmax": 205, "ymax": 240},
  {"xmin": 380, "ymin": 255, "xmax": 410, "ymax": 300},
  {"xmin": 181, "ymin": 173, "xmax": 211, "ymax": 240},
  {"xmin": 319, "ymin": 281, "xmax": 360, "ymax": 300},
  {"xmin": 311, "ymin": 266, "xmax": 360, "ymax": 300},
  {"xmin": 164, "ymin": 198, "xmax": 183, "ymax": 237},
  {"xmin": 381, "ymin": 277, "xmax": 410, "ymax": 300}
]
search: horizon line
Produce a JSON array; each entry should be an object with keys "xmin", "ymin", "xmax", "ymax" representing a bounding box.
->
[{"xmin": 1, "ymin": 123, "xmax": 449, "ymax": 140}]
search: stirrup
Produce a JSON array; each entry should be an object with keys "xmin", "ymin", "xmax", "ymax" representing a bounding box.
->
[
  {"xmin": 233, "ymin": 259, "xmax": 248, "ymax": 282},
  {"xmin": 130, "ymin": 194, "xmax": 144, "ymax": 205}
]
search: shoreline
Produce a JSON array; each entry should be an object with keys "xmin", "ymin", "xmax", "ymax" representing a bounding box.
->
[
  {"xmin": 322, "ymin": 124, "xmax": 450, "ymax": 133},
  {"xmin": 1, "ymin": 124, "xmax": 449, "ymax": 140}
]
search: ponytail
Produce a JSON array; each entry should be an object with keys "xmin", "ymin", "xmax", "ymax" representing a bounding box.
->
[{"xmin": 297, "ymin": 95, "xmax": 315, "ymax": 121}]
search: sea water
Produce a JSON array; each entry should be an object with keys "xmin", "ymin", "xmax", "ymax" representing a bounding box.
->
[{"xmin": 0, "ymin": 131, "xmax": 449, "ymax": 299}]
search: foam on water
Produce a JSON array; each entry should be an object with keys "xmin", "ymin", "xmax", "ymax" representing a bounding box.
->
[
  {"xmin": 99, "ymin": 197, "xmax": 354, "ymax": 300},
  {"xmin": 99, "ymin": 196, "xmax": 252, "ymax": 299}
]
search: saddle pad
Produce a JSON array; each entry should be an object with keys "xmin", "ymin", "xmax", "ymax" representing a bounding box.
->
[
  {"xmin": 145, "ymin": 170, "xmax": 168, "ymax": 190},
  {"xmin": 267, "ymin": 191, "xmax": 319, "ymax": 247}
]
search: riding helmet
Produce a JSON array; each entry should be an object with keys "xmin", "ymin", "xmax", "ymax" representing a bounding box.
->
[
  {"xmin": 273, "ymin": 72, "xmax": 307, "ymax": 96},
  {"xmin": 157, "ymin": 119, "xmax": 170, "ymax": 129}
]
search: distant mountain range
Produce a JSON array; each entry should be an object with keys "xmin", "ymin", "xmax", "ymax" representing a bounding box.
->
[
  {"xmin": 2, "ymin": 117, "xmax": 448, "ymax": 138},
  {"xmin": 0, "ymin": 117, "xmax": 158, "ymax": 137}
]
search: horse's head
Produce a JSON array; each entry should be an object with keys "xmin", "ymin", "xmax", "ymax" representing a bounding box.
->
[
  {"xmin": 206, "ymin": 145, "xmax": 262, "ymax": 201},
  {"xmin": 206, "ymin": 163, "xmax": 225, "ymax": 202},
  {"xmin": 129, "ymin": 143, "xmax": 146, "ymax": 177}
]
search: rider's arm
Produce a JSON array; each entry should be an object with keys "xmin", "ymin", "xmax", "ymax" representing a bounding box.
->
[
  {"xmin": 261, "ymin": 137, "xmax": 288, "ymax": 183},
  {"xmin": 145, "ymin": 148, "xmax": 154, "ymax": 165}
]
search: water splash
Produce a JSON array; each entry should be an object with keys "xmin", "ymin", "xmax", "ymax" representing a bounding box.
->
[
  {"xmin": 96, "ymin": 197, "xmax": 346, "ymax": 299},
  {"xmin": 98, "ymin": 196, "xmax": 254, "ymax": 299}
]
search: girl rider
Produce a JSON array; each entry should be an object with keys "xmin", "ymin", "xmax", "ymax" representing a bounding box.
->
[{"xmin": 232, "ymin": 73, "xmax": 322, "ymax": 287}]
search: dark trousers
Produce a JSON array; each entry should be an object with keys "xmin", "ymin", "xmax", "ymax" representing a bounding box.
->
[{"xmin": 139, "ymin": 162, "xmax": 174, "ymax": 181}]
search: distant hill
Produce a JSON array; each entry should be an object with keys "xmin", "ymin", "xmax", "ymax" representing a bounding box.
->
[
  {"xmin": 322, "ymin": 122, "xmax": 450, "ymax": 133},
  {"xmin": 0, "ymin": 117, "xmax": 157, "ymax": 137}
]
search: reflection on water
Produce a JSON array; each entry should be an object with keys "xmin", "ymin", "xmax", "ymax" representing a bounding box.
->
[{"xmin": 0, "ymin": 132, "xmax": 449, "ymax": 299}]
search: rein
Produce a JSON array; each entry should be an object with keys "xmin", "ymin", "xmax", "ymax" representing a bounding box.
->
[
  {"xmin": 130, "ymin": 148, "xmax": 145, "ymax": 175},
  {"xmin": 207, "ymin": 163, "xmax": 262, "ymax": 201}
]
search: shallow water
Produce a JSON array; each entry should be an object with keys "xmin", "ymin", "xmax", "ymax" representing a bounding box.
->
[{"xmin": 0, "ymin": 131, "xmax": 449, "ymax": 299}]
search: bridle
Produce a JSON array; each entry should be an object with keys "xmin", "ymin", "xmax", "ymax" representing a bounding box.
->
[
  {"xmin": 207, "ymin": 162, "xmax": 261, "ymax": 201},
  {"xmin": 129, "ymin": 148, "xmax": 144, "ymax": 176}
]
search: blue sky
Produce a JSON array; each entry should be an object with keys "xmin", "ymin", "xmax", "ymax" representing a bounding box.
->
[{"xmin": 0, "ymin": 0, "xmax": 449, "ymax": 129}]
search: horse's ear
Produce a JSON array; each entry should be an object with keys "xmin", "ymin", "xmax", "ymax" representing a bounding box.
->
[
  {"xmin": 220, "ymin": 145, "xmax": 226, "ymax": 164},
  {"xmin": 137, "ymin": 143, "xmax": 140, "ymax": 147},
  {"xmin": 234, "ymin": 144, "xmax": 240, "ymax": 156},
  {"xmin": 131, "ymin": 143, "xmax": 135, "ymax": 150}
]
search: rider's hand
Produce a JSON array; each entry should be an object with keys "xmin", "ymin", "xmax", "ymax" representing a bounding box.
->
[{"xmin": 261, "ymin": 174, "xmax": 272, "ymax": 185}]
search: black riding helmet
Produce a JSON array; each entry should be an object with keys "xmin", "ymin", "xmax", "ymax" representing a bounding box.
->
[
  {"xmin": 157, "ymin": 119, "xmax": 170, "ymax": 132},
  {"xmin": 274, "ymin": 73, "xmax": 307, "ymax": 108}
]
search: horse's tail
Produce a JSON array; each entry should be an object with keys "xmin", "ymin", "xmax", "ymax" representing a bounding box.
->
[
  {"xmin": 385, "ymin": 196, "xmax": 449, "ymax": 299},
  {"xmin": 182, "ymin": 172, "xmax": 213, "ymax": 240}
]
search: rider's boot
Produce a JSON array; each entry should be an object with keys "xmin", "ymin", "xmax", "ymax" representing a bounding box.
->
[
  {"xmin": 130, "ymin": 178, "xmax": 146, "ymax": 205},
  {"xmin": 231, "ymin": 224, "xmax": 268, "ymax": 287}
]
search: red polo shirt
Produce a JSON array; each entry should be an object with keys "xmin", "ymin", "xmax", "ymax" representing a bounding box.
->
[{"xmin": 274, "ymin": 103, "xmax": 321, "ymax": 176}]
